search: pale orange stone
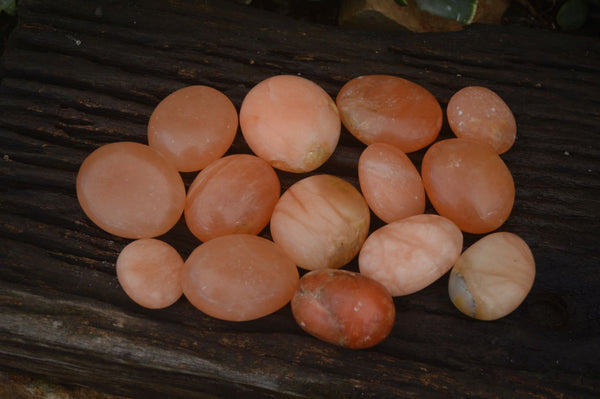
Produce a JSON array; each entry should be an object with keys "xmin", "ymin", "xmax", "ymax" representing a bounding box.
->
[
  {"xmin": 76, "ymin": 142, "xmax": 186, "ymax": 239},
  {"xmin": 184, "ymin": 154, "xmax": 280, "ymax": 242},
  {"xmin": 239, "ymin": 75, "xmax": 341, "ymax": 173},
  {"xmin": 116, "ymin": 239, "xmax": 184, "ymax": 309},
  {"xmin": 336, "ymin": 75, "xmax": 442, "ymax": 153},
  {"xmin": 358, "ymin": 142, "xmax": 425, "ymax": 223},
  {"xmin": 359, "ymin": 214, "xmax": 463, "ymax": 296},
  {"xmin": 270, "ymin": 174, "xmax": 370, "ymax": 271},
  {"xmin": 421, "ymin": 138, "xmax": 515, "ymax": 234},
  {"xmin": 449, "ymin": 232, "xmax": 536, "ymax": 320},
  {"xmin": 447, "ymin": 86, "xmax": 517, "ymax": 154},
  {"xmin": 148, "ymin": 85, "xmax": 238, "ymax": 172},
  {"xmin": 182, "ymin": 234, "xmax": 299, "ymax": 321}
]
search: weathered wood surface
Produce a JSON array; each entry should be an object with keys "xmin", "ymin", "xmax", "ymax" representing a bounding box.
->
[{"xmin": 1, "ymin": 0, "xmax": 599, "ymax": 397}]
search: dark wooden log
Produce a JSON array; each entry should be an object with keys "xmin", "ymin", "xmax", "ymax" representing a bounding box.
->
[{"xmin": 1, "ymin": 0, "xmax": 599, "ymax": 397}]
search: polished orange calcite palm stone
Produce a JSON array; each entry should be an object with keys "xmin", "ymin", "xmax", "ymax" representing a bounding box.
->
[
  {"xmin": 447, "ymin": 86, "xmax": 517, "ymax": 154},
  {"xmin": 421, "ymin": 138, "xmax": 515, "ymax": 234},
  {"xmin": 270, "ymin": 174, "xmax": 370, "ymax": 270},
  {"xmin": 184, "ymin": 154, "xmax": 281, "ymax": 242},
  {"xmin": 448, "ymin": 232, "xmax": 536, "ymax": 320},
  {"xmin": 76, "ymin": 142, "xmax": 186, "ymax": 238},
  {"xmin": 182, "ymin": 234, "xmax": 299, "ymax": 321},
  {"xmin": 148, "ymin": 85, "xmax": 238, "ymax": 172},
  {"xmin": 291, "ymin": 269, "xmax": 395, "ymax": 349},
  {"xmin": 358, "ymin": 142, "xmax": 425, "ymax": 223},
  {"xmin": 240, "ymin": 75, "xmax": 341, "ymax": 173},
  {"xmin": 116, "ymin": 239, "xmax": 184, "ymax": 309},
  {"xmin": 359, "ymin": 214, "xmax": 463, "ymax": 296},
  {"xmin": 336, "ymin": 75, "xmax": 442, "ymax": 153}
]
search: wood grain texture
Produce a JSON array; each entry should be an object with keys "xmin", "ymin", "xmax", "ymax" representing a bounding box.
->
[{"xmin": 1, "ymin": 0, "xmax": 599, "ymax": 397}]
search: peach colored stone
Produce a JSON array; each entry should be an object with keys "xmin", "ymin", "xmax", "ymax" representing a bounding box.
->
[
  {"xmin": 336, "ymin": 75, "xmax": 442, "ymax": 153},
  {"xmin": 358, "ymin": 142, "xmax": 425, "ymax": 223},
  {"xmin": 182, "ymin": 234, "xmax": 299, "ymax": 321},
  {"xmin": 359, "ymin": 214, "xmax": 463, "ymax": 296},
  {"xmin": 447, "ymin": 86, "xmax": 517, "ymax": 154},
  {"xmin": 240, "ymin": 75, "xmax": 341, "ymax": 173},
  {"xmin": 421, "ymin": 138, "xmax": 515, "ymax": 234},
  {"xmin": 449, "ymin": 232, "xmax": 535, "ymax": 320},
  {"xmin": 116, "ymin": 239, "xmax": 184, "ymax": 309},
  {"xmin": 292, "ymin": 269, "xmax": 395, "ymax": 349},
  {"xmin": 76, "ymin": 142, "xmax": 186, "ymax": 239},
  {"xmin": 184, "ymin": 154, "xmax": 280, "ymax": 242},
  {"xmin": 148, "ymin": 85, "xmax": 238, "ymax": 172},
  {"xmin": 270, "ymin": 174, "xmax": 370, "ymax": 270}
]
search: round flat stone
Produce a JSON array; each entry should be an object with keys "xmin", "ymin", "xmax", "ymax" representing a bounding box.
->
[
  {"xmin": 336, "ymin": 75, "xmax": 442, "ymax": 153},
  {"xmin": 116, "ymin": 238, "xmax": 184, "ymax": 309},
  {"xmin": 148, "ymin": 85, "xmax": 238, "ymax": 172},
  {"xmin": 448, "ymin": 232, "xmax": 536, "ymax": 320},
  {"xmin": 447, "ymin": 86, "xmax": 517, "ymax": 154},
  {"xmin": 76, "ymin": 142, "xmax": 186, "ymax": 239},
  {"xmin": 240, "ymin": 75, "xmax": 341, "ymax": 173},
  {"xmin": 184, "ymin": 154, "xmax": 281, "ymax": 242},
  {"xmin": 421, "ymin": 138, "xmax": 515, "ymax": 234},
  {"xmin": 358, "ymin": 142, "xmax": 425, "ymax": 223},
  {"xmin": 182, "ymin": 234, "xmax": 299, "ymax": 322}
]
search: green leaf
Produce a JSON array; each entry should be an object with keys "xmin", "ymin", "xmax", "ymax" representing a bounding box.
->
[
  {"xmin": 556, "ymin": 0, "xmax": 589, "ymax": 30},
  {"xmin": 414, "ymin": 0, "xmax": 478, "ymax": 25},
  {"xmin": 0, "ymin": 0, "xmax": 16, "ymax": 15},
  {"xmin": 394, "ymin": 0, "xmax": 409, "ymax": 6}
]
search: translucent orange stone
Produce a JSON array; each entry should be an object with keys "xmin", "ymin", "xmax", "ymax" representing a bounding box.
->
[
  {"xmin": 449, "ymin": 232, "xmax": 535, "ymax": 320},
  {"xmin": 447, "ymin": 86, "xmax": 517, "ymax": 154},
  {"xmin": 270, "ymin": 174, "xmax": 370, "ymax": 270},
  {"xmin": 184, "ymin": 154, "xmax": 281, "ymax": 242},
  {"xmin": 358, "ymin": 142, "xmax": 425, "ymax": 223},
  {"xmin": 291, "ymin": 269, "xmax": 395, "ymax": 349},
  {"xmin": 116, "ymin": 239, "xmax": 184, "ymax": 309},
  {"xmin": 336, "ymin": 75, "xmax": 442, "ymax": 153},
  {"xmin": 359, "ymin": 214, "xmax": 463, "ymax": 296},
  {"xmin": 182, "ymin": 234, "xmax": 299, "ymax": 321},
  {"xmin": 148, "ymin": 85, "xmax": 238, "ymax": 172},
  {"xmin": 421, "ymin": 138, "xmax": 515, "ymax": 234},
  {"xmin": 239, "ymin": 75, "xmax": 341, "ymax": 173},
  {"xmin": 76, "ymin": 142, "xmax": 186, "ymax": 238}
]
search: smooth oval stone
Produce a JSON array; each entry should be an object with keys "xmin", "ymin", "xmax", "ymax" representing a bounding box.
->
[
  {"xmin": 148, "ymin": 85, "xmax": 238, "ymax": 172},
  {"xmin": 447, "ymin": 86, "xmax": 517, "ymax": 154},
  {"xmin": 184, "ymin": 154, "xmax": 280, "ymax": 242},
  {"xmin": 292, "ymin": 269, "xmax": 395, "ymax": 349},
  {"xmin": 182, "ymin": 234, "xmax": 299, "ymax": 321},
  {"xmin": 270, "ymin": 174, "xmax": 370, "ymax": 270},
  {"xmin": 448, "ymin": 232, "xmax": 536, "ymax": 320},
  {"xmin": 358, "ymin": 142, "xmax": 425, "ymax": 223},
  {"xmin": 359, "ymin": 214, "xmax": 463, "ymax": 296},
  {"xmin": 336, "ymin": 74, "xmax": 442, "ymax": 153},
  {"xmin": 76, "ymin": 142, "xmax": 186, "ymax": 238},
  {"xmin": 240, "ymin": 75, "xmax": 341, "ymax": 173},
  {"xmin": 421, "ymin": 138, "xmax": 515, "ymax": 234},
  {"xmin": 116, "ymin": 239, "xmax": 184, "ymax": 309}
]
